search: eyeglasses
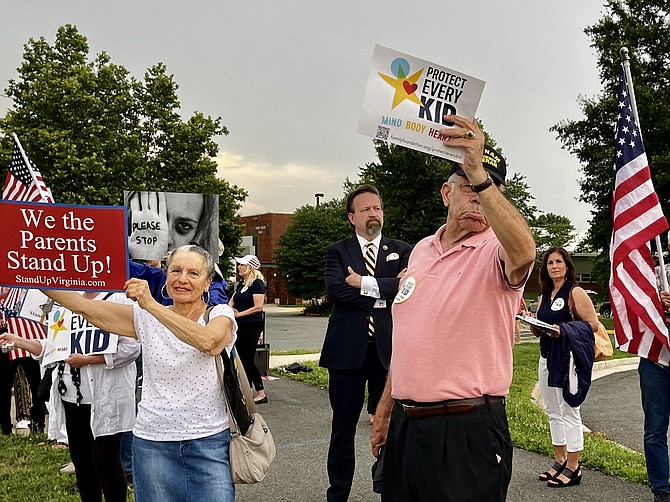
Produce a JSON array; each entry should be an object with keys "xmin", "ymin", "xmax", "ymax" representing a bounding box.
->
[
  {"xmin": 450, "ymin": 180, "xmax": 502, "ymax": 194},
  {"xmin": 450, "ymin": 182, "xmax": 476, "ymax": 194}
]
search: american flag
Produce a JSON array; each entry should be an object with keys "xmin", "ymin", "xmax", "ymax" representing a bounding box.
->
[
  {"xmin": 3, "ymin": 141, "xmax": 52, "ymax": 203},
  {"xmin": 609, "ymin": 67, "xmax": 670, "ymax": 366},
  {"xmin": 1, "ymin": 138, "xmax": 51, "ymax": 359}
]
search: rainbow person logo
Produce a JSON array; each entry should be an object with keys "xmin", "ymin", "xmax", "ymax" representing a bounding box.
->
[
  {"xmin": 49, "ymin": 309, "xmax": 68, "ymax": 340},
  {"xmin": 378, "ymin": 58, "xmax": 424, "ymax": 110}
]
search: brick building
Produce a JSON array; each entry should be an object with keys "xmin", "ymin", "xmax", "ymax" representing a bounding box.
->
[{"xmin": 236, "ymin": 212, "xmax": 303, "ymax": 305}]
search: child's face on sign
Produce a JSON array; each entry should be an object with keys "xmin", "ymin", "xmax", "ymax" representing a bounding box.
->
[{"xmin": 166, "ymin": 193, "xmax": 204, "ymax": 249}]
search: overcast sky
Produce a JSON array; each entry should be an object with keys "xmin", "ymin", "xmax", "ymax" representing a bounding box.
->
[{"xmin": 1, "ymin": 1, "xmax": 608, "ymax": 231}]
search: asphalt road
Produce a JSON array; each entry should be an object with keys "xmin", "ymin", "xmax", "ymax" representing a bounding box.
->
[
  {"xmin": 255, "ymin": 307, "xmax": 655, "ymax": 501},
  {"xmin": 264, "ymin": 308, "xmax": 328, "ymax": 352}
]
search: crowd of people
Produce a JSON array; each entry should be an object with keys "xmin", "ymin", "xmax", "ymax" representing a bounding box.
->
[{"xmin": 1, "ymin": 113, "xmax": 669, "ymax": 502}]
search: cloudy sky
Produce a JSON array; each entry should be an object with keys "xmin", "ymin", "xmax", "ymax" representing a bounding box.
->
[{"xmin": 1, "ymin": 1, "xmax": 608, "ymax": 231}]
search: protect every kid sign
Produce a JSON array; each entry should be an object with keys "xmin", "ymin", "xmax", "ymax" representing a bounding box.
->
[
  {"xmin": 358, "ymin": 44, "xmax": 486, "ymax": 162},
  {"xmin": 0, "ymin": 201, "xmax": 128, "ymax": 291},
  {"xmin": 42, "ymin": 306, "xmax": 118, "ymax": 365}
]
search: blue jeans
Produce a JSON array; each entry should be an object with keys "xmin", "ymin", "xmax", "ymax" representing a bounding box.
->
[
  {"xmin": 120, "ymin": 431, "xmax": 133, "ymax": 476},
  {"xmin": 639, "ymin": 357, "xmax": 670, "ymax": 493},
  {"xmin": 132, "ymin": 429, "xmax": 235, "ymax": 502}
]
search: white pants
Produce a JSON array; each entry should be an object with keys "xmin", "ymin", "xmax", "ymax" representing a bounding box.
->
[{"xmin": 538, "ymin": 357, "xmax": 583, "ymax": 452}]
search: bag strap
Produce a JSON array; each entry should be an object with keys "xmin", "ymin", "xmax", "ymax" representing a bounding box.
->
[
  {"xmin": 207, "ymin": 306, "xmax": 258, "ymax": 434},
  {"xmin": 567, "ymin": 287, "xmax": 580, "ymax": 321}
]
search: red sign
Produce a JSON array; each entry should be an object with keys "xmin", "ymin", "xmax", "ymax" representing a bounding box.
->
[{"xmin": 0, "ymin": 201, "xmax": 128, "ymax": 291}]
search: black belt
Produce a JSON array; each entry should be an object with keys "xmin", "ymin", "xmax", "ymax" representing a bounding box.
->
[{"xmin": 396, "ymin": 395, "xmax": 505, "ymax": 418}]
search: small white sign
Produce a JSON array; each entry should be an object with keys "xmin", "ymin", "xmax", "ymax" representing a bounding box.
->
[{"xmin": 42, "ymin": 307, "xmax": 118, "ymax": 366}]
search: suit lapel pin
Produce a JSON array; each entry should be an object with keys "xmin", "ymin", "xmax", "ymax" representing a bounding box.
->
[{"xmin": 382, "ymin": 245, "xmax": 388, "ymax": 250}]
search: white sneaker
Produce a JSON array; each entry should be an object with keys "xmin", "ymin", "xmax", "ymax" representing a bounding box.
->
[
  {"xmin": 60, "ymin": 462, "xmax": 76, "ymax": 474},
  {"xmin": 16, "ymin": 420, "xmax": 30, "ymax": 429}
]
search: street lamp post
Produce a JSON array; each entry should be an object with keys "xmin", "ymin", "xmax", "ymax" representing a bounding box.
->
[{"xmin": 315, "ymin": 192, "xmax": 325, "ymax": 207}]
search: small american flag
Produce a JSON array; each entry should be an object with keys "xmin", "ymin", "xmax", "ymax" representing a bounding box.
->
[
  {"xmin": 609, "ymin": 67, "xmax": 670, "ymax": 365},
  {"xmin": 3, "ymin": 141, "xmax": 52, "ymax": 203},
  {"xmin": 1, "ymin": 137, "xmax": 52, "ymax": 359}
]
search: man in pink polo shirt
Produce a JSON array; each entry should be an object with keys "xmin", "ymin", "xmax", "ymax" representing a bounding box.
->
[{"xmin": 370, "ymin": 115, "xmax": 536, "ymax": 502}]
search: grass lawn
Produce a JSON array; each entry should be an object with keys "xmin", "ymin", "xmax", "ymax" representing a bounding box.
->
[{"xmin": 0, "ymin": 434, "xmax": 134, "ymax": 501}]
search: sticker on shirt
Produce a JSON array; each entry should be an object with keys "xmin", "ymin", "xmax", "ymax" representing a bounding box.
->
[
  {"xmin": 551, "ymin": 298, "xmax": 565, "ymax": 311},
  {"xmin": 394, "ymin": 276, "xmax": 416, "ymax": 304}
]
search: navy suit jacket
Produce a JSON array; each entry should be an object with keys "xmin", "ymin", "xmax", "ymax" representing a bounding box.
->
[{"xmin": 319, "ymin": 235, "xmax": 412, "ymax": 370}]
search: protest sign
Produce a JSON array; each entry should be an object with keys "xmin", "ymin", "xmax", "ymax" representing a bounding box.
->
[
  {"xmin": 358, "ymin": 44, "xmax": 486, "ymax": 163},
  {"xmin": 124, "ymin": 191, "xmax": 220, "ymax": 260},
  {"xmin": 17, "ymin": 288, "xmax": 53, "ymax": 324},
  {"xmin": 0, "ymin": 201, "xmax": 128, "ymax": 291},
  {"xmin": 42, "ymin": 304, "xmax": 118, "ymax": 366}
]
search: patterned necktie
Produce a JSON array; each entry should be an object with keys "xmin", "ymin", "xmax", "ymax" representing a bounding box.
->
[{"xmin": 365, "ymin": 242, "xmax": 376, "ymax": 339}]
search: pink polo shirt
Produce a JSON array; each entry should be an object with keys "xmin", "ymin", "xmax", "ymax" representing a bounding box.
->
[{"xmin": 390, "ymin": 225, "xmax": 526, "ymax": 402}]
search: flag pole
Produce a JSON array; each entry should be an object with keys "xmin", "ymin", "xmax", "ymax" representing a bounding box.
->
[
  {"xmin": 620, "ymin": 47, "xmax": 668, "ymax": 291},
  {"xmin": 11, "ymin": 132, "xmax": 50, "ymax": 203}
]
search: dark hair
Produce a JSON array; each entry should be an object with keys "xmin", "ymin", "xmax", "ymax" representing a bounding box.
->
[
  {"xmin": 167, "ymin": 245, "xmax": 215, "ymax": 279},
  {"xmin": 539, "ymin": 247, "xmax": 577, "ymax": 298},
  {"xmin": 346, "ymin": 184, "xmax": 383, "ymax": 214},
  {"xmin": 192, "ymin": 194, "xmax": 218, "ymax": 255}
]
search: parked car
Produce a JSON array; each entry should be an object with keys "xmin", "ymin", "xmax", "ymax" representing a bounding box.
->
[{"xmin": 600, "ymin": 302, "xmax": 612, "ymax": 318}]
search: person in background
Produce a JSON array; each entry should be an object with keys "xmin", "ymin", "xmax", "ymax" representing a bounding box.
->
[
  {"xmin": 0, "ymin": 320, "xmax": 45, "ymax": 436},
  {"xmin": 0, "ymin": 292, "xmax": 140, "ymax": 502},
  {"xmin": 371, "ymin": 118, "xmax": 535, "ymax": 501},
  {"xmin": 530, "ymin": 247, "xmax": 598, "ymax": 488},
  {"xmin": 645, "ymin": 232, "xmax": 670, "ymax": 502},
  {"xmin": 229, "ymin": 254, "xmax": 267, "ymax": 404},
  {"xmin": 321, "ymin": 184, "xmax": 411, "ymax": 502}
]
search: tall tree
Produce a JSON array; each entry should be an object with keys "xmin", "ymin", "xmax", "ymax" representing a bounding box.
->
[
  {"xmin": 0, "ymin": 25, "xmax": 246, "ymax": 266},
  {"xmin": 531, "ymin": 213, "xmax": 577, "ymax": 256},
  {"xmin": 552, "ymin": 0, "xmax": 670, "ymax": 283},
  {"xmin": 275, "ymin": 199, "xmax": 351, "ymax": 300}
]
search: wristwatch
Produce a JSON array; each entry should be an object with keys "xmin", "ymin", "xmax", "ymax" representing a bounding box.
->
[{"xmin": 470, "ymin": 175, "xmax": 494, "ymax": 193}]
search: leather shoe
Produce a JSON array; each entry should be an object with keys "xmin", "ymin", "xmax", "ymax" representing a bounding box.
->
[{"xmin": 254, "ymin": 396, "xmax": 268, "ymax": 404}]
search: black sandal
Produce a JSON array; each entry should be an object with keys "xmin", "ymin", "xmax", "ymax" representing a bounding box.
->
[
  {"xmin": 538, "ymin": 460, "xmax": 567, "ymax": 481},
  {"xmin": 548, "ymin": 465, "xmax": 582, "ymax": 487}
]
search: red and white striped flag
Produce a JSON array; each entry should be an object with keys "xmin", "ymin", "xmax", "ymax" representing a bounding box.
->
[
  {"xmin": 609, "ymin": 66, "xmax": 670, "ymax": 366},
  {"xmin": 1, "ymin": 137, "xmax": 52, "ymax": 359}
]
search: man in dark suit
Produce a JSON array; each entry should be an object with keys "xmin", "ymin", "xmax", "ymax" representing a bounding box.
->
[{"xmin": 320, "ymin": 184, "xmax": 411, "ymax": 502}]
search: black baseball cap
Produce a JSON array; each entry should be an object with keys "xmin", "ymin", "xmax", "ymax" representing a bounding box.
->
[{"xmin": 450, "ymin": 145, "xmax": 507, "ymax": 186}]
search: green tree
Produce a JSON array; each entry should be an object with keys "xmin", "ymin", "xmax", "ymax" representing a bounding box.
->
[
  {"xmin": 551, "ymin": 0, "xmax": 670, "ymax": 284},
  {"xmin": 275, "ymin": 199, "xmax": 351, "ymax": 300},
  {"xmin": 505, "ymin": 172, "xmax": 538, "ymax": 221},
  {"xmin": 530, "ymin": 213, "xmax": 577, "ymax": 256},
  {"xmin": 0, "ymin": 24, "xmax": 246, "ymax": 267}
]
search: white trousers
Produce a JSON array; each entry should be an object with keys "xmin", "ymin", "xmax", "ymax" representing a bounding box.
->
[{"xmin": 538, "ymin": 357, "xmax": 583, "ymax": 452}]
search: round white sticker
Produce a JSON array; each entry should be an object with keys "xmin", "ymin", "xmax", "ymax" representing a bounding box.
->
[
  {"xmin": 551, "ymin": 298, "xmax": 565, "ymax": 311},
  {"xmin": 394, "ymin": 276, "xmax": 416, "ymax": 304}
]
